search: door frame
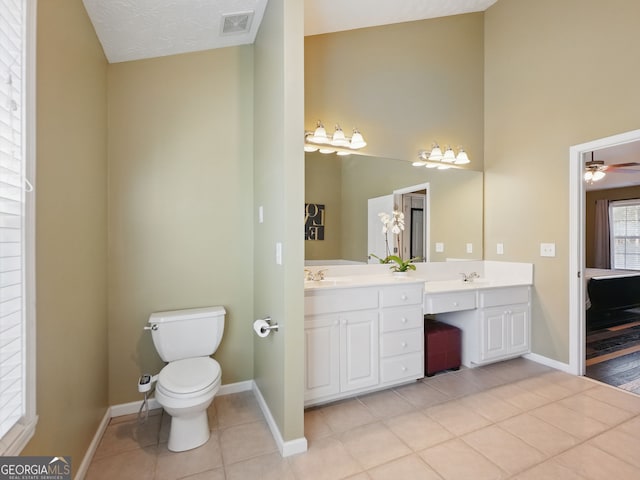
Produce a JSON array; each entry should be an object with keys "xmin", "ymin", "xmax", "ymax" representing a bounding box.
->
[
  {"xmin": 394, "ymin": 183, "xmax": 431, "ymax": 262},
  {"xmin": 568, "ymin": 128, "xmax": 640, "ymax": 375}
]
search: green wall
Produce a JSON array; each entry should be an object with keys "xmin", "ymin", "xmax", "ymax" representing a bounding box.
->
[
  {"xmin": 107, "ymin": 47, "xmax": 255, "ymax": 405},
  {"xmin": 253, "ymin": 0, "xmax": 305, "ymax": 441}
]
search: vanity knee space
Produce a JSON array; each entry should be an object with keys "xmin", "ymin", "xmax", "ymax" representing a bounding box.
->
[{"xmin": 427, "ymin": 286, "xmax": 531, "ymax": 368}]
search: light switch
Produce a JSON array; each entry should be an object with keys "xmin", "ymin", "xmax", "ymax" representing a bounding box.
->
[
  {"xmin": 435, "ymin": 242, "xmax": 444, "ymax": 253},
  {"xmin": 497, "ymin": 243, "xmax": 504, "ymax": 255},
  {"xmin": 540, "ymin": 242, "xmax": 556, "ymax": 257},
  {"xmin": 258, "ymin": 206, "xmax": 264, "ymax": 224},
  {"xmin": 466, "ymin": 243, "xmax": 473, "ymax": 254},
  {"xmin": 275, "ymin": 242, "xmax": 282, "ymax": 265}
]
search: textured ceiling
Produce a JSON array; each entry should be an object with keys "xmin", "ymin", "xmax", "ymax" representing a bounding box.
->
[
  {"xmin": 82, "ymin": 0, "xmax": 268, "ymax": 63},
  {"xmin": 83, "ymin": 0, "xmax": 498, "ymax": 63}
]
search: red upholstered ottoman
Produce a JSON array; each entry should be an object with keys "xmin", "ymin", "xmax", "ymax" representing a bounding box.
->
[{"xmin": 425, "ymin": 320, "xmax": 461, "ymax": 376}]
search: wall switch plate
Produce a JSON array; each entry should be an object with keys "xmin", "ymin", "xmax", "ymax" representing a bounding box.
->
[
  {"xmin": 435, "ymin": 242, "xmax": 444, "ymax": 253},
  {"xmin": 540, "ymin": 242, "xmax": 556, "ymax": 257},
  {"xmin": 275, "ymin": 242, "xmax": 282, "ymax": 265},
  {"xmin": 497, "ymin": 243, "xmax": 504, "ymax": 255},
  {"xmin": 466, "ymin": 243, "xmax": 473, "ymax": 254},
  {"xmin": 258, "ymin": 206, "xmax": 264, "ymax": 224}
]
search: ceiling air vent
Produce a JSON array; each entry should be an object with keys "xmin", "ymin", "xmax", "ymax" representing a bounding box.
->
[{"xmin": 221, "ymin": 11, "xmax": 254, "ymax": 35}]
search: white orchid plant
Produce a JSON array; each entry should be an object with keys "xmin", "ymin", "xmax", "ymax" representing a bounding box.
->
[{"xmin": 369, "ymin": 210, "xmax": 420, "ymax": 272}]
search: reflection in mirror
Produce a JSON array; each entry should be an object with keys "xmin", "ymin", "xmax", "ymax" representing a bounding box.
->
[{"xmin": 305, "ymin": 152, "xmax": 483, "ymax": 265}]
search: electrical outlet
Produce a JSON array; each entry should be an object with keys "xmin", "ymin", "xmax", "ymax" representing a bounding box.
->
[
  {"xmin": 497, "ymin": 243, "xmax": 504, "ymax": 255},
  {"xmin": 466, "ymin": 243, "xmax": 473, "ymax": 254},
  {"xmin": 540, "ymin": 242, "xmax": 556, "ymax": 257},
  {"xmin": 258, "ymin": 206, "xmax": 264, "ymax": 223},
  {"xmin": 435, "ymin": 242, "xmax": 444, "ymax": 253}
]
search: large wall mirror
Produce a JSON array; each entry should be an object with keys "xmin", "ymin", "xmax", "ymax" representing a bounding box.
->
[{"xmin": 305, "ymin": 152, "xmax": 483, "ymax": 265}]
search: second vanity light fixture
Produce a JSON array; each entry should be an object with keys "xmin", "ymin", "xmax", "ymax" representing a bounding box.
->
[
  {"xmin": 413, "ymin": 143, "xmax": 470, "ymax": 169},
  {"xmin": 304, "ymin": 121, "xmax": 367, "ymax": 156}
]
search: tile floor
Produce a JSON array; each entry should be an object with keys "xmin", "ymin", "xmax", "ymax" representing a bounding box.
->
[{"xmin": 86, "ymin": 358, "xmax": 640, "ymax": 479}]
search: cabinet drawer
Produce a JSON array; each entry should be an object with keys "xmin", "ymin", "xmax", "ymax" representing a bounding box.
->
[
  {"xmin": 380, "ymin": 306, "xmax": 423, "ymax": 332},
  {"xmin": 380, "ymin": 284, "xmax": 424, "ymax": 307},
  {"xmin": 479, "ymin": 287, "xmax": 529, "ymax": 308},
  {"xmin": 380, "ymin": 352, "xmax": 424, "ymax": 383},
  {"xmin": 380, "ymin": 329, "xmax": 423, "ymax": 357},
  {"xmin": 305, "ymin": 289, "xmax": 378, "ymax": 315},
  {"xmin": 424, "ymin": 291, "xmax": 476, "ymax": 314}
]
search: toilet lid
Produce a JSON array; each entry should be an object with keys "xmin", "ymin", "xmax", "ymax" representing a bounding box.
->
[{"xmin": 158, "ymin": 357, "xmax": 220, "ymax": 395}]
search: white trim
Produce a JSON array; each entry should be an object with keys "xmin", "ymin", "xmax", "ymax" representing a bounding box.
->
[
  {"xmin": 252, "ymin": 381, "xmax": 307, "ymax": 457},
  {"xmin": 74, "ymin": 410, "xmax": 110, "ymax": 480},
  {"xmin": 523, "ymin": 352, "xmax": 572, "ymax": 373},
  {"xmin": 569, "ymin": 129, "xmax": 640, "ymax": 376},
  {"xmin": 219, "ymin": 379, "xmax": 254, "ymax": 396}
]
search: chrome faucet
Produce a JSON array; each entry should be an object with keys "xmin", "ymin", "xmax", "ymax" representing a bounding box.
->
[
  {"xmin": 460, "ymin": 272, "xmax": 480, "ymax": 283},
  {"xmin": 305, "ymin": 269, "xmax": 327, "ymax": 281}
]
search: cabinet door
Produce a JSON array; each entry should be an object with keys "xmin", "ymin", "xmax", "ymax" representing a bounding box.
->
[
  {"xmin": 340, "ymin": 310, "xmax": 379, "ymax": 392},
  {"xmin": 304, "ymin": 315, "xmax": 340, "ymax": 401},
  {"xmin": 480, "ymin": 307, "xmax": 508, "ymax": 362},
  {"xmin": 508, "ymin": 305, "xmax": 530, "ymax": 355}
]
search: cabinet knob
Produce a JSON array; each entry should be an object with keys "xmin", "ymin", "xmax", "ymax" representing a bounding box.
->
[
  {"xmin": 401, "ymin": 342, "xmax": 407, "ymax": 348},
  {"xmin": 341, "ymin": 319, "xmax": 347, "ymax": 325},
  {"xmin": 453, "ymin": 301, "xmax": 459, "ymax": 306},
  {"xmin": 401, "ymin": 317, "xmax": 408, "ymax": 323},
  {"xmin": 401, "ymin": 366, "xmax": 407, "ymax": 372},
  {"xmin": 401, "ymin": 295, "xmax": 408, "ymax": 300}
]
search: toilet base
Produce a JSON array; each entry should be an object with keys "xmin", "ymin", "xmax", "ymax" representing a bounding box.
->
[{"xmin": 167, "ymin": 410, "xmax": 210, "ymax": 452}]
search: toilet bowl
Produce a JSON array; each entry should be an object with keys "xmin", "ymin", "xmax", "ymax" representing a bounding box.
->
[
  {"xmin": 154, "ymin": 357, "xmax": 221, "ymax": 451},
  {"xmin": 145, "ymin": 306, "xmax": 225, "ymax": 452}
]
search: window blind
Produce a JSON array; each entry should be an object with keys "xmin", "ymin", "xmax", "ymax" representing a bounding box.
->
[
  {"xmin": 0, "ymin": 0, "xmax": 25, "ymax": 440},
  {"xmin": 610, "ymin": 200, "xmax": 640, "ymax": 271}
]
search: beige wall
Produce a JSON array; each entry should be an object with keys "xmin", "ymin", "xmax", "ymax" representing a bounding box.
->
[
  {"xmin": 253, "ymin": 0, "xmax": 305, "ymax": 441},
  {"xmin": 484, "ymin": 0, "xmax": 640, "ymax": 362},
  {"xmin": 305, "ymin": 13, "xmax": 484, "ymax": 169},
  {"xmin": 107, "ymin": 47, "xmax": 255, "ymax": 404},
  {"xmin": 24, "ymin": 0, "xmax": 108, "ymax": 470}
]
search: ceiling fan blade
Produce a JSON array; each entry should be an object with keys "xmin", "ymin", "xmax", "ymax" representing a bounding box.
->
[{"xmin": 608, "ymin": 162, "xmax": 640, "ymax": 168}]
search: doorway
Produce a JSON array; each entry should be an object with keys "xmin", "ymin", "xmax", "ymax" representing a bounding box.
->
[{"xmin": 569, "ymin": 129, "xmax": 640, "ymax": 383}]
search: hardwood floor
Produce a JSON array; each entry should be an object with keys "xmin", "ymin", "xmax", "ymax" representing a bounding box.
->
[{"xmin": 586, "ymin": 320, "xmax": 640, "ymax": 395}]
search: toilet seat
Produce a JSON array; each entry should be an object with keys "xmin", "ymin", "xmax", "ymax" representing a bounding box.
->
[{"xmin": 157, "ymin": 357, "xmax": 221, "ymax": 398}]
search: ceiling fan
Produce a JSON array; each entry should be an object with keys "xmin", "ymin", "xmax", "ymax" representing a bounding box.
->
[{"xmin": 584, "ymin": 151, "xmax": 640, "ymax": 183}]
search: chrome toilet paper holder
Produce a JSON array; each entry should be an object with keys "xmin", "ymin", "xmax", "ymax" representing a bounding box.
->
[{"xmin": 258, "ymin": 316, "xmax": 279, "ymax": 334}]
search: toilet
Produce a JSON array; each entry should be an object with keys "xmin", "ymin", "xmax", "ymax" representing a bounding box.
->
[{"xmin": 147, "ymin": 306, "xmax": 225, "ymax": 452}]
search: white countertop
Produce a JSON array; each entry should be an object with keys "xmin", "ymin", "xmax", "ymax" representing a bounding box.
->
[{"xmin": 304, "ymin": 275, "xmax": 531, "ymax": 293}]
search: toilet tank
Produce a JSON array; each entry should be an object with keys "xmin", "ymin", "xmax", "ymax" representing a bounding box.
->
[{"xmin": 149, "ymin": 306, "xmax": 225, "ymax": 362}]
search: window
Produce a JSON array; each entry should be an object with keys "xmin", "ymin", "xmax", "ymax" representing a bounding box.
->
[
  {"xmin": 0, "ymin": 0, "xmax": 36, "ymax": 455},
  {"xmin": 610, "ymin": 199, "xmax": 640, "ymax": 270}
]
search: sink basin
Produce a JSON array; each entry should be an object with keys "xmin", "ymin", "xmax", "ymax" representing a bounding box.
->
[
  {"xmin": 304, "ymin": 277, "xmax": 353, "ymax": 287},
  {"xmin": 424, "ymin": 279, "xmax": 490, "ymax": 292}
]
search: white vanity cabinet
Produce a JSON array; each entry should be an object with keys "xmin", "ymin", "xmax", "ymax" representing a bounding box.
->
[
  {"xmin": 379, "ymin": 285, "xmax": 424, "ymax": 386},
  {"xmin": 431, "ymin": 286, "xmax": 531, "ymax": 367},
  {"xmin": 304, "ymin": 281, "xmax": 424, "ymax": 406}
]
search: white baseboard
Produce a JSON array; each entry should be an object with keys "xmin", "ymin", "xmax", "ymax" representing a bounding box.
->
[
  {"xmin": 74, "ymin": 408, "xmax": 110, "ymax": 480},
  {"xmin": 524, "ymin": 352, "xmax": 573, "ymax": 373},
  {"xmin": 252, "ymin": 381, "xmax": 307, "ymax": 457}
]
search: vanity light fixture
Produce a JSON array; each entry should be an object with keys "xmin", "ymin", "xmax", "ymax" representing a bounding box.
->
[
  {"xmin": 414, "ymin": 143, "xmax": 471, "ymax": 169},
  {"xmin": 304, "ymin": 120, "xmax": 367, "ymax": 155}
]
